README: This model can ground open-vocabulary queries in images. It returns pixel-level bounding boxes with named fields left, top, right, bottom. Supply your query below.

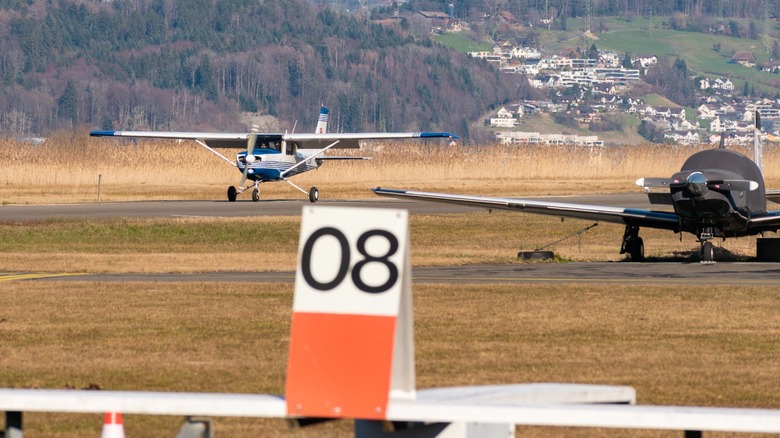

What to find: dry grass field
left=2, top=132, right=780, bottom=436
left=1, top=281, right=779, bottom=437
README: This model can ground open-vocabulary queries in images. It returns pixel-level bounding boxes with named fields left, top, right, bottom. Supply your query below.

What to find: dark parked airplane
left=373, top=114, right=780, bottom=262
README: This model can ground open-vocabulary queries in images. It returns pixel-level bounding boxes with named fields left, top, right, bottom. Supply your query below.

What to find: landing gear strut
left=621, top=225, right=644, bottom=262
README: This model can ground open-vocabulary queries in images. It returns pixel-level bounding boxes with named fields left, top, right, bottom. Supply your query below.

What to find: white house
left=697, top=104, right=717, bottom=119
left=633, top=55, right=658, bottom=68
left=665, top=131, right=700, bottom=145
left=490, top=107, right=518, bottom=128
left=511, top=47, right=541, bottom=59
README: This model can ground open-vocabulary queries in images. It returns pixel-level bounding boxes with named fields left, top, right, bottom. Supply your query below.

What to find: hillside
left=0, top=0, right=535, bottom=139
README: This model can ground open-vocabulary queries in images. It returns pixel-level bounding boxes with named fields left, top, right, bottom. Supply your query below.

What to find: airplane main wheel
left=308, top=187, right=319, bottom=203
left=227, top=186, right=237, bottom=202
left=252, top=188, right=260, bottom=202
left=701, top=241, right=714, bottom=263
left=626, top=238, right=644, bottom=262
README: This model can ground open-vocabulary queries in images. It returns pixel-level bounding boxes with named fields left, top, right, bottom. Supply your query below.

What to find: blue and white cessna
left=91, top=107, right=456, bottom=202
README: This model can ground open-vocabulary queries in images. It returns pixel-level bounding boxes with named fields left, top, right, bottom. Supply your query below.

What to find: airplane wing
left=372, top=188, right=680, bottom=230
left=89, top=130, right=254, bottom=148
left=90, top=131, right=457, bottom=149
left=285, top=132, right=457, bottom=149
left=766, top=189, right=780, bottom=204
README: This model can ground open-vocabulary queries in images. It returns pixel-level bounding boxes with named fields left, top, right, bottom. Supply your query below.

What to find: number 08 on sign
left=286, top=206, right=414, bottom=420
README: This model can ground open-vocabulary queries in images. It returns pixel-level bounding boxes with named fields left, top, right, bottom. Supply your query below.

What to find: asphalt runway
left=0, top=193, right=659, bottom=221
left=5, top=193, right=775, bottom=286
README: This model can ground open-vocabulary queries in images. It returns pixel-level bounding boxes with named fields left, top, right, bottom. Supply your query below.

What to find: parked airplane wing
left=371, top=188, right=680, bottom=230
left=765, top=189, right=780, bottom=204
left=744, top=210, right=780, bottom=228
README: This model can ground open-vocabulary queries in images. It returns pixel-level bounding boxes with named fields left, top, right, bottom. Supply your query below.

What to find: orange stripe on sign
left=285, top=312, right=397, bottom=420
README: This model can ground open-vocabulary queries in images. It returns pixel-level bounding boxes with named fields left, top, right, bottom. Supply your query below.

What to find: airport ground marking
left=0, top=273, right=87, bottom=282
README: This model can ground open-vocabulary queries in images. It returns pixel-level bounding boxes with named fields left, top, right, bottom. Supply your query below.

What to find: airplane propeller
left=240, top=133, right=258, bottom=187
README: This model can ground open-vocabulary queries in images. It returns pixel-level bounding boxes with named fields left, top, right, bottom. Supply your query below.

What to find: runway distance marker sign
left=286, top=206, right=415, bottom=420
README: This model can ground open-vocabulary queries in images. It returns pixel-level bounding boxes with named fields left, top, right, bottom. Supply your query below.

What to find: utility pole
left=585, top=0, right=593, bottom=34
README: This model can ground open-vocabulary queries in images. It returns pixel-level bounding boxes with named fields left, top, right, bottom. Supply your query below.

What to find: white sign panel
left=293, top=206, right=409, bottom=316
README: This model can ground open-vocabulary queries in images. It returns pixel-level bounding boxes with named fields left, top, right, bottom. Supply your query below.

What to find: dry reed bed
left=2, top=131, right=778, bottom=203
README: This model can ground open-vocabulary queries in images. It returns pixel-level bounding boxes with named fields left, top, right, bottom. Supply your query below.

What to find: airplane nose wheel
left=227, top=186, right=237, bottom=202
left=252, top=187, right=260, bottom=202
left=700, top=241, right=714, bottom=263
left=308, top=187, right=319, bottom=203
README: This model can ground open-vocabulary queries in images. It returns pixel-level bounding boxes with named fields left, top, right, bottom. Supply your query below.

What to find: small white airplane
left=90, top=106, right=457, bottom=202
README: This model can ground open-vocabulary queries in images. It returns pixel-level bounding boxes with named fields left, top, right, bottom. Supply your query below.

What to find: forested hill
left=0, top=0, right=533, bottom=139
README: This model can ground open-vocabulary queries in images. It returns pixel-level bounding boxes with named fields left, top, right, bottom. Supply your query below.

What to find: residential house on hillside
left=598, top=51, right=620, bottom=68
left=495, top=131, right=603, bottom=147
left=699, top=77, right=734, bottom=92
left=761, top=60, right=780, bottom=73
left=499, top=11, right=518, bottom=24
left=419, top=11, right=451, bottom=28
left=489, top=107, right=519, bottom=128
left=665, top=131, right=700, bottom=145
left=730, top=52, right=756, bottom=67
left=511, top=46, right=541, bottom=59
left=655, top=107, right=686, bottom=119
left=632, top=54, right=658, bottom=68
left=697, top=104, right=718, bottom=119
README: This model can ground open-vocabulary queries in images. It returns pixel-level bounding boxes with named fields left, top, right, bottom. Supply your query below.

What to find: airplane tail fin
left=315, top=106, right=329, bottom=134
left=754, top=110, right=763, bottom=175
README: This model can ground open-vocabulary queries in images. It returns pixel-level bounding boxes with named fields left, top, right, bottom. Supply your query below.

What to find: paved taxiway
left=0, top=193, right=659, bottom=220
left=5, top=193, right=773, bottom=286
left=7, top=262, right=780, bottom=286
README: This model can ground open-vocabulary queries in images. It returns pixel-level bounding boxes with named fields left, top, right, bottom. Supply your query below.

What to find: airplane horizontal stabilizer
left=315, top=156, right=371, bottom=161
left=636, top=178, right=673, bottom=188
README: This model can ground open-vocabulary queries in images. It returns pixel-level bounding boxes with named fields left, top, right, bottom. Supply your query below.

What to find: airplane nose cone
left=245, top=154, right=256, bottom=164
left=687, top=172, right=708, bottom=197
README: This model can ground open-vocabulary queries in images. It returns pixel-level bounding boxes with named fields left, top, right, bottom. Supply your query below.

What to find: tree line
left=0, top=0, right=536, bottom=138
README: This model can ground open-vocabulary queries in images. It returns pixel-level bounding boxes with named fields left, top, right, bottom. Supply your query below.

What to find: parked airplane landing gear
left=700, top=240, right=714, bottom=263
left=625, top=238, right=644, bottom=262
left=227, top=186, right=237, bottom=202
left=620, top=225, right=644, bottom=262
left=308, top=187, right=319, bottom=203
left=252, top=187, right=260, bottom=202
